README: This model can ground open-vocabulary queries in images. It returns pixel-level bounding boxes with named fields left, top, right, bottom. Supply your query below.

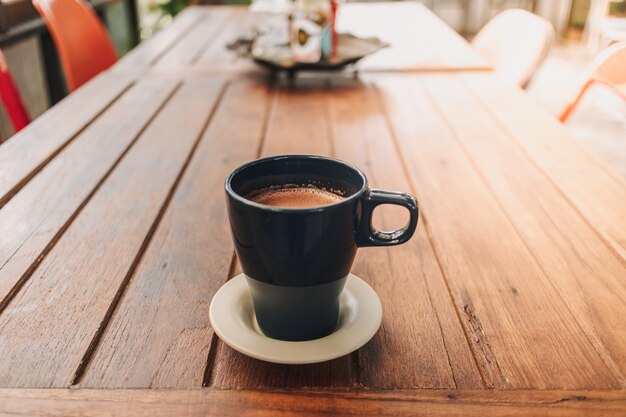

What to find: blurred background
left=1, top=0, right=624, bottom=175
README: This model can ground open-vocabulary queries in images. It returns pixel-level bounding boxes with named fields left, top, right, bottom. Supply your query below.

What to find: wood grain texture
left=112, top=7, right=203, bottom=75
left=115, top=4, right=489, bottom=75
left=325, top=78, right=482, bottom=389
left=375, top=75, right=618, bottom=389
left=0, top=77, right=225, bottom=388
left=0, top=77, right=178, bottom=314
left=460, top=73, right=626, bottom=263
left=0, top=4, right=624, bottom=404
left=421, top=75, right=626, bottom=386
left=153, top=8, right=234, bottom=72
left=1, top=389, right=624, bottom=417
left=0, top=72, right=134, bottom=206
left=193, top=8, right=257, bottom=73
left=210, top=79, right=356, bottom=389
left=80, top=78, right=270, bottom=388
left=261, top=80, right=334, bottom=156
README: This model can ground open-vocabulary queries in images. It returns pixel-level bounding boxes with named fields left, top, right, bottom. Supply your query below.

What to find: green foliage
left=155, top=0, right=190, bottom=17
left=154, top=0, right=251, bottom=16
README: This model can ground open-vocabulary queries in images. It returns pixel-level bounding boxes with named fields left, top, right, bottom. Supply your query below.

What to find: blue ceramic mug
left=225, top=155, right=418, bottom=341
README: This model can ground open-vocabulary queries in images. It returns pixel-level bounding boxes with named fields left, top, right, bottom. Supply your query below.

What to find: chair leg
left=559, top=79, right=594, bottom=123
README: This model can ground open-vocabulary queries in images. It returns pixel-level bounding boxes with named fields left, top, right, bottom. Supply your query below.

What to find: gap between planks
left=76, top=76, right=274, bottom=389
left=371, top=83, right=493, bottom=389
left=372, top=75, right=623, bottom=389
left=322, top=79, right=478, bottom=389
left=189, top=9, right=241, bottom=66
left=0, top=79, right=177, bottom=317
left=0, top=75, right=135, bottom=209
left=143, top=7, right=245, bottom=69
left=205, top=81, right=366, bottom=389
left=459, top=74, right=626, bottom=267
left=197, top=84, right=365, bottom=388
left=418, top=78, right=614, bottom=385
left=113, top=9, right=206, bottom=74
left=201, top=82, right=277, bottom=389
left=201, top=253, right=238, bottom=388
left=452, top=75, right=626, bottom=386
left=70, top=81, right=232, bottom=386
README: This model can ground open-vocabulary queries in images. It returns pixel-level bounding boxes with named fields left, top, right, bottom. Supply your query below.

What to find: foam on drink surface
left=247, top=185, right=344, bottom=208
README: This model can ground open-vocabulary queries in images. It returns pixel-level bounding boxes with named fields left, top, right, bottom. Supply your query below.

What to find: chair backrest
left=33, top=0, right=118, bottom=91
left=591, top=40, right=626, bottom=86
left=472, top=9, right=554, bottom=88
left=0, top=51, right=30, bottom=138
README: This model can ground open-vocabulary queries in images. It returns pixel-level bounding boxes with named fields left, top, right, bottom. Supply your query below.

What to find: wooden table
left=111, top=3, right=490, bottom=75
left=1, top=5, right=625, bottom=416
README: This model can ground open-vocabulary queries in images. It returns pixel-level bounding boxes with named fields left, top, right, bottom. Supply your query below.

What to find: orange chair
left=0, top=51, right=30, bottom=143
left=559, top=41, right=626, bottom=122
left=472, top=9, right=554, bottom=88
left=33, top=0, right=118, bottom=91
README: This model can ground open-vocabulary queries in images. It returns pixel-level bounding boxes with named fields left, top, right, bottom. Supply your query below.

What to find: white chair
left=472, top=9, right=554, bottom=88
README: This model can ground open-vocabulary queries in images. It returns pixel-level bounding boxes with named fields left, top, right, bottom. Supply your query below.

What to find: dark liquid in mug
left=247, top=186, right=344, bottom=208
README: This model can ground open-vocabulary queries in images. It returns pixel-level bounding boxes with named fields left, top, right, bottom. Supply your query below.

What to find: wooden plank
left=0, top=72, right=134, bottom=206
left=153, top=8, right=234, bottom=72
left=421, top=75, right=626, bottom=386
left=325, top=78, right=482, bottom=388
left=460, top=73, right=626, bottom=262
left=374, top=75, right=618, bottom=389
left=122, top=3, right=489, bottom=75
left=0, top=77, right=177, bottom=313
left=0, top=77, right=225, bottom=388
left=80, top=78, right=270, bottom=388
left=193, top=8, right=257, bottom=72
left=211, top=79, right=355, bottom=389
left=261, top=81, right=334, bottom=156
left=336, top=3, right=489, bottom=72
left=1, top=388, right=625, bottom=417
left=112, top=7, right=204, bottom=74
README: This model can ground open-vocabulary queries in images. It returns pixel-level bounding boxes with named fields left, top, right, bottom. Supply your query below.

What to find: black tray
left=227, top=33, right=389, bottom=72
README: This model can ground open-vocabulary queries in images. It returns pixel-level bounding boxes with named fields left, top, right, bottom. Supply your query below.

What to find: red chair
left=33, top=0, right=118, bottom=91
left=0, top=51, right=30, bottom=143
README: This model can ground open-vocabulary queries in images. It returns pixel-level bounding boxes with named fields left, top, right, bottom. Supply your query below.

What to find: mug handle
left=356, top=189, right=419, bottom=247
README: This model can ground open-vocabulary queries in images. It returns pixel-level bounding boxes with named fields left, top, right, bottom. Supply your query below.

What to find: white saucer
left=209, top=273, right=382, bottom=364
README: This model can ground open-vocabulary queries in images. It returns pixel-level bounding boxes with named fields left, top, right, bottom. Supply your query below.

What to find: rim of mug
left=225, top=155, right=368, bottom=213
